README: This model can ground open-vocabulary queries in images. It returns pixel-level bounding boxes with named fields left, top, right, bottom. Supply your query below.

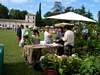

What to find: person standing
left=23, top=25, right=31, bottom=39
left=23, top=25, right=31, bottom=45
left=32, top=27, right=40, bottom=44
left=17, top=25, right=23, bottom=45
left=54, top=27, right=64, bottom=56
left=19, top=25, right=24, bottom=46
left=82, top=26, right=88, bottom=40
left=44, top=25, right=52, bottom=44
left=62, top=25, right=74, bottom=56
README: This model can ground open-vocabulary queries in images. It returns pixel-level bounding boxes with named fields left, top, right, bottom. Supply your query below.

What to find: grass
left=0, top=29, right=55, bottom=75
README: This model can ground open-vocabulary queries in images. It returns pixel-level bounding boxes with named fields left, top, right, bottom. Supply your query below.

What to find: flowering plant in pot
left=57, top=54, right=82, bottom=75
left=40, top=53, right=61, bottom=75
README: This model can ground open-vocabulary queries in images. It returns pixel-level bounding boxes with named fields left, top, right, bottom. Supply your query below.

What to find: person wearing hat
left=62, top=25, right=74, bottom=56
left=32, top=27, right=40, bottom=44
left=44, top=25, right=52, bottom=44
left=32, top=27, right=39, bottom=38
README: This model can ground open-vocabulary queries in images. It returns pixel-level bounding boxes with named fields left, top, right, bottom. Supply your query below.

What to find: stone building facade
left=0, top=13, right=36, bottom=29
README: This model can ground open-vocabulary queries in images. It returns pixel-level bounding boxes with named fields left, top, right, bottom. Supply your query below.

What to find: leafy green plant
left=79, top=56, right=100, bottom=75
left=40, top=54, right=60, bottom=70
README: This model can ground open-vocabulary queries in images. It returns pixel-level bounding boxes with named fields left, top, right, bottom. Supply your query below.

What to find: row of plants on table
left=34, top=53, right=100, bottom=75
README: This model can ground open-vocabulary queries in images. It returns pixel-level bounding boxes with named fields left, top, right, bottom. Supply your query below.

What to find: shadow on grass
left=2, top=62, right=45, bottom=75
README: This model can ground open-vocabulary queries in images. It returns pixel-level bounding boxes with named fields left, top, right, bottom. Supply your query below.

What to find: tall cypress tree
left=39, top=3, right=42, bottom=20
left=36, top=3, right=42, bottom=27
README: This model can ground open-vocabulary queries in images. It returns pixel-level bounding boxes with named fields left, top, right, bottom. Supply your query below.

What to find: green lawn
left=0, top=30, right=54, bottom=75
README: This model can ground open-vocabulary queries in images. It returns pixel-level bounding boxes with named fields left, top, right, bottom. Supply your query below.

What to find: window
left=28, top=16, right=29, bottom=19
left=13, top=25, right=14, bottom=27
left=28, top=20, right=29, bottom=22
left=33, top=20, right=34, bottom=23
left=5, top=25, right=6, bottom=27
left=33, top=16, right=34, bottom=19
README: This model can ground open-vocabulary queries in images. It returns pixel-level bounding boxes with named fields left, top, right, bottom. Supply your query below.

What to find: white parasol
left=46, top=12, right=96, bottom=23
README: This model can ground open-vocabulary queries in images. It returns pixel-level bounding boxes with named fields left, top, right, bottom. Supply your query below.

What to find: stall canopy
left=46, top=12, right=96, bottom=23
left=55, top=22, right=74, bottom=27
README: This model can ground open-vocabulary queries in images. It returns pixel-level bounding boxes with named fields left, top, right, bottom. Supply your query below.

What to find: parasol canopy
left=46, top=12, right=96, bottom=23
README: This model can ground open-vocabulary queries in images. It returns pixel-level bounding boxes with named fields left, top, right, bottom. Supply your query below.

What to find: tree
left=86, top=10, right=93, bottom=19
left=98, top=11, right=100, bottom=22
left=51, top=1, right=65, bottom=14
left=9, top=9, right=28, bottom=19
left=20, top=10, right=28, bottom=19
left=9, top=9, right=15, bottom=19
left=44, top=11, right=56, bottom=17
left=39, top=3, right=42, bottom=20
left=0, top=3, right=9, bottom=18
left=80, top=5, right=86, bottom=16
left=36, top=3, right=42, bottom=27
left=65, top=6, right=73, bottom=12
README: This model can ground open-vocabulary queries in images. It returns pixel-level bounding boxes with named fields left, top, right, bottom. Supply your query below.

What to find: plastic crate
left=0, top=44, right=4, bottom=75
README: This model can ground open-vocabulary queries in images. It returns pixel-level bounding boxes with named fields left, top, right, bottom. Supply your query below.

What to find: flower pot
left=47, top=69, right=57, bottom=75
left=43, top=69, right=48, bottom=75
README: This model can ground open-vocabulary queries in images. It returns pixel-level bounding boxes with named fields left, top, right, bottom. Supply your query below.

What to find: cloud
left=70, top=0, right=77, bottom=2
left=64, top=0, right=77, bottom=5
left=42, top=0, right=63, bottom=2
left=90, top=4, right=94, bottom=7
left=80, top=2, right=87, bottom=6
left=29, top=5, right=33, bottom=7
left=94, top=0, right=100, bottom=2
left=10, top=0, right=28, bottom=4
left=42, top=3, right=47, bottom=7
left=0, top=0, right=9, bottom=3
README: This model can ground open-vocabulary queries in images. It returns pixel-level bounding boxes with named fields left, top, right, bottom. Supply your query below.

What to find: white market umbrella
left=46, top=12, right=96, bottom=22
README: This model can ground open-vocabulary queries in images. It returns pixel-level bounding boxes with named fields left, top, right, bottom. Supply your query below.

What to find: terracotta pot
left=47, top=69, right=57, bottom=75
left=43, top=69, right=48, bottom=75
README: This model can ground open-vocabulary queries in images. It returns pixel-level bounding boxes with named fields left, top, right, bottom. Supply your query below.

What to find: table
left=22, top=44, right=63, bottom=64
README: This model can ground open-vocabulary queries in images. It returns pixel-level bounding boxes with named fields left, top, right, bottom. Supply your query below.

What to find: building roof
left=0, top=19, right=26, bottom=23
left=26, top=13, right=36, bottom=16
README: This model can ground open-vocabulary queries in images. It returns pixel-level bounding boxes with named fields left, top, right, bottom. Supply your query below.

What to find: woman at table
left=44, top=25, right=52, bottom=44
left=54, top=27, right=64, bottom=56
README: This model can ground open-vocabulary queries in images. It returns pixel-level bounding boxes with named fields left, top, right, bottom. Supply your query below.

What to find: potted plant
left=40, top=53, right=60, bottom=75
left=57, top=54, right=82, bottom=75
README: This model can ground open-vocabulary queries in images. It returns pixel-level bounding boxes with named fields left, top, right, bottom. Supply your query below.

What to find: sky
left=0, top=0, right=100, bottom=20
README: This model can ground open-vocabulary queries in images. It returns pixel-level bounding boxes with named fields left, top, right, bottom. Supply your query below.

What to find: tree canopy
left=0, top=3, right=28, bottom=19
left=0, top=3, right=9, bottom=18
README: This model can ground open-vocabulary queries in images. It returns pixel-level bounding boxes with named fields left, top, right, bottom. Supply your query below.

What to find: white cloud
left=80, top=2, right=87, bottom=6
left=90, top=4, right=94, bottom=7
left=64, top=2, right=70, bottom=5
left=10, top=0, right=28, bottom=3
left=42, top=0, right=63, bottom=2
left=29, top=5, right=33, bottom=7
left=94, top=0, right=99, bottom=2
left=70, top=0, right=77, bottom=2
left=42, top=3, right=47, bottom=7
left=29, top=0, right=34, bottom=2
left=0, top=0, right=9, bottom=3
left=64, top=0, right=77, bottom=5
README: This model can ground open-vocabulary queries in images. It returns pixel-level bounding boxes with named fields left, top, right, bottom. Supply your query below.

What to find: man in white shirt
left=62, top=25, right=74, bottom=56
